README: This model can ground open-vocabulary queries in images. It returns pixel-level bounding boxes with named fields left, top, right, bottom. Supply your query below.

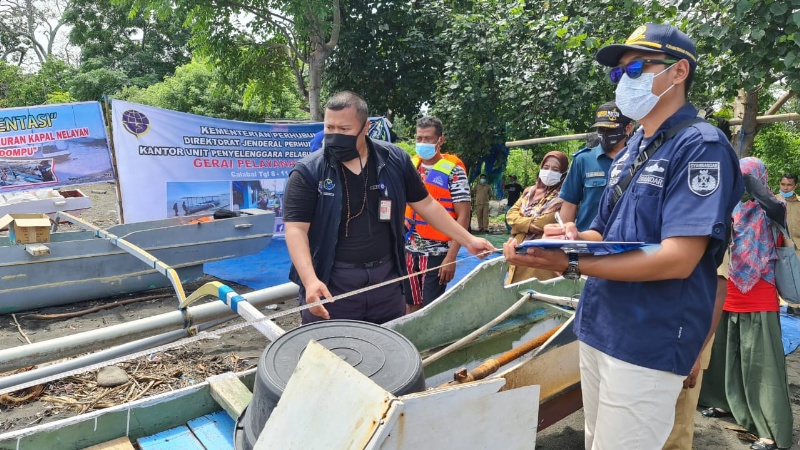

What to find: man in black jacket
left=284, top=91, right=494, bottom=324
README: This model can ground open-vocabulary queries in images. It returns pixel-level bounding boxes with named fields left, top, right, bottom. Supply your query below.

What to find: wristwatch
left=563, top=253, right=581, bottom=280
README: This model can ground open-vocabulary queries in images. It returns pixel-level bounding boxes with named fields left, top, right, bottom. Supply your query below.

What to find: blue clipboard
left=515, top=239, right=648, bottom=256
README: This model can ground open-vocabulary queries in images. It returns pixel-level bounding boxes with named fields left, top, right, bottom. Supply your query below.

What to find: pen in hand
left=554, top=212, right=574, bottom=240
left=555, top=212, right=565, bottom=229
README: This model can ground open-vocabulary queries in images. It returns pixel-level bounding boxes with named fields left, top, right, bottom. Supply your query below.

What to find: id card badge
left=379, top=199, right=392, bottom=221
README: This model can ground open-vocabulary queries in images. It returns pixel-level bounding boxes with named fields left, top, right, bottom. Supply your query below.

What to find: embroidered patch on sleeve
left=687, top=162, right=720, bottom=196
left=637, top=159, right=669, bottom=188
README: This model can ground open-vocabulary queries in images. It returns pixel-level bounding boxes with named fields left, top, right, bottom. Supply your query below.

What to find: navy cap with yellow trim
left=596, top=23, right=697, bottom=71
left=592, top=102, right=631, bottom=128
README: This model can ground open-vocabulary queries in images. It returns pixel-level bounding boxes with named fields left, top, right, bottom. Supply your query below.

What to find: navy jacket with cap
left=577, top=104, right=744, bottom=376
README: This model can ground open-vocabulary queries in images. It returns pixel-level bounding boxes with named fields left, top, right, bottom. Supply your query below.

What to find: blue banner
left=0, top=102, right=114, bottom=192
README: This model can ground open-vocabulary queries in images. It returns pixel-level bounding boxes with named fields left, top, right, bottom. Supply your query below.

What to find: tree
left=680, top=0, right=800, bottom=155
left=64, top=0, right=192, bottom=88
left=427, top=0, right=666, bottom=171
left=117, top=58, right=308, bottom=122
left=751, top=123, right=800, bottom=189
left=128, top=0, right=341, bottom=120
left=0, top=58, right=73, bottom=107
left=0, top=0, right=73, bottom=66
left=324, top=0, right=445, bottom=121
left=68, top=68, right=129, bottom=101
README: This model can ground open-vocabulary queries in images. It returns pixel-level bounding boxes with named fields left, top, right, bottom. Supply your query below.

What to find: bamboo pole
left=727, top=113, right=800, bottom=126
left=506, top=133, right=591, bottom=148
left=506, top=113, right=800, bottom=148
left=440, top=324, right=563, bottom=387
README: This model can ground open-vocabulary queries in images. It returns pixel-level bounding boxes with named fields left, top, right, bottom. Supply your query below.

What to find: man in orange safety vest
left=404, top=116, right=471, bottom=313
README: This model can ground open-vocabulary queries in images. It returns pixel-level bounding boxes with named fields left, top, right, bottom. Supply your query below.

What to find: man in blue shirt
left=504, top=23, right=743, bottom=449
left=559, top=102, right=633, bottom=231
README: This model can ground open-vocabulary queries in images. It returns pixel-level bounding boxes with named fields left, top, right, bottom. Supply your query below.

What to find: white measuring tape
left=0, top=250, right=501, bottom=396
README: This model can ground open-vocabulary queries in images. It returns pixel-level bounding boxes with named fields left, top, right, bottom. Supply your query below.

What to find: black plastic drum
left=234, top=320, right=425, bottom=450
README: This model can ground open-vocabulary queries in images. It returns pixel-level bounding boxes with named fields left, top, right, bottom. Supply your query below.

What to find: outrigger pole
left=53, top=212, right=193, bottom=330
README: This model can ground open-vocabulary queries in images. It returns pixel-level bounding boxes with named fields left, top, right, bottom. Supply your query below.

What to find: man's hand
left=503, top=237, right=569, bottom=271
left=304, top=278, right=332, bottom=320
left=683, top=357, right=702, bottom=389
left=543, top=222, right=578, bottom=240
left=439, top=254, right=457, bottom=284
left=464, top=237, right=496, bottom=259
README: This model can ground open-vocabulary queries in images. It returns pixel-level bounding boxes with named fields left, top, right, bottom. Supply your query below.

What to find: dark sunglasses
left=609, top=58, right=678, bottom=84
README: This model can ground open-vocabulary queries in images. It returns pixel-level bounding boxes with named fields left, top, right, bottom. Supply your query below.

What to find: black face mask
left=325, top=121, right=367, bottom=162
left=598, top=128, right=627, bottom=153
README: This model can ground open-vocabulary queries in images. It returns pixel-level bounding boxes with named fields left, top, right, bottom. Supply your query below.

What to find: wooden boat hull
left=0, top=212, right=275, bottom=313
left=385, top=257, right=583, bottom=431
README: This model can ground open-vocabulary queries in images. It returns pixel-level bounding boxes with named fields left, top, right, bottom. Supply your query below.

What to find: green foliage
left=68, top=68, right=129, bottom=102
left=45, top=91, right=76, bottom=104
left=126, top=0, right=341, bottom=119
left=0, top=59, right=74, bottom=108
left=395, top=140, right=416, bottom=158
left=116, top=58, right=308, bottom=122
left=751, top=123, right=800, bottom=190
left=65, top=0, right=191, bottom=89
left=427, top=0, right=676, bottom=170
left=682, top=0, right=800, bottom=99
left=324, top=0, right=444, bottom=120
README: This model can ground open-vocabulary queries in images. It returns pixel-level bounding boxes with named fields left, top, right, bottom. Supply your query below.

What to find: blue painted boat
left=0, top=210, right=274, bottom=313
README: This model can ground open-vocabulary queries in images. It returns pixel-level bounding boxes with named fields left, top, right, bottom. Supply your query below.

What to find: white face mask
left=614, top=65, right=675, bottom=121
left=538, top=169, right=562, bottom=186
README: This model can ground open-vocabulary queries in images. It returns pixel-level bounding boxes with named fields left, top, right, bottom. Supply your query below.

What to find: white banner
left=111, top=100, right=324, bottom=232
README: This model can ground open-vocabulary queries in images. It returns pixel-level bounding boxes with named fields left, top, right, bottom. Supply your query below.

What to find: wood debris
left=3, top=348, right=253, bottom=417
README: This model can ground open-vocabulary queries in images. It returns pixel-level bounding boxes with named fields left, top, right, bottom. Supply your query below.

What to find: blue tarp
left=206, top=240, right=800, bottom=356
left=780, top=306, right=800, bottom=355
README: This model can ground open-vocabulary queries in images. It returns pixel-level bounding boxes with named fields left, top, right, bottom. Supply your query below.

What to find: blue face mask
left=480, top=178, right=487, bottom=184
left=780, top=190, right=795, bottom=198
left=415, top=142, right=437, bottom=160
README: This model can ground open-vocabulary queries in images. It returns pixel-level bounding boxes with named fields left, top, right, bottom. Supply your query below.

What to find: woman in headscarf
left=505, top=150, right=569, bottom=284
left=699, top=157, right=792, bottom=450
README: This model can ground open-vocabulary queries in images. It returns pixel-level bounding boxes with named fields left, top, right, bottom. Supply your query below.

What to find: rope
left=0, top=249, right=501, bottom=396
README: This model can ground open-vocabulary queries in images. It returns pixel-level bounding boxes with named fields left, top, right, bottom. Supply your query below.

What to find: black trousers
left=300, top=259, right=405, bottom=325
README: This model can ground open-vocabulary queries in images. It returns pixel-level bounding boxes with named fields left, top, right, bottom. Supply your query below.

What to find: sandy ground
left=1, top=182, right=799, bottom=449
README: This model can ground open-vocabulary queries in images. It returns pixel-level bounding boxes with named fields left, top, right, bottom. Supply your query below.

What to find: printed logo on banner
left=121, top=110, right=150, bottom=137
left=688, top=162, right=720, bottom=196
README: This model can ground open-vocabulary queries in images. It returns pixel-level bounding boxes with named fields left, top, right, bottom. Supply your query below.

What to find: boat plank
left=82, top=437, right=135, bottom=450
left=186, top=411, right=235, bottom=449
left=137, top=425, right=204, bottom=450
left=208, top=372, right=252, bottom=420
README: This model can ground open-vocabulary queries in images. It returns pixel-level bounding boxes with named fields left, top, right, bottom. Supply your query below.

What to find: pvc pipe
left=0, top=317, right=231, bottom=393
left=422, top=293, right=532, bottom=367
left=528, top=291, right=579, bottom=309
left=0, top=282, right=299, bottom=372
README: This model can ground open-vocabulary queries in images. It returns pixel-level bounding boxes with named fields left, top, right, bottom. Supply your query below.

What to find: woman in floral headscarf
left=505, top=150, right=569, bottom=284
left=699, top=157, right=792, bottom=450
